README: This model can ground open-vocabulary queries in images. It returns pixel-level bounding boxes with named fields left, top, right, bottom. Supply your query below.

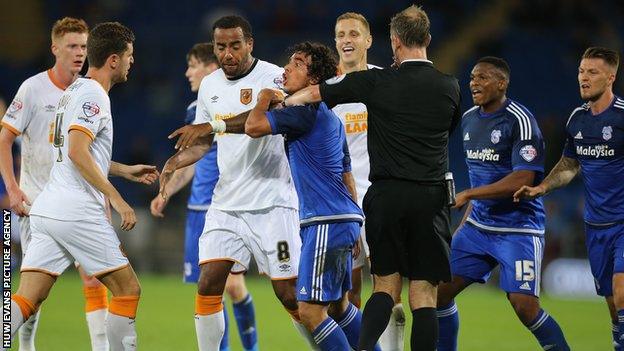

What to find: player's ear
left=108, top=53, right=120, bottom=69
left=247, top=37, right=254, bottom=53
left=365, top=33, right=372, bottom=49
left=423, top=33, right=431, bottom=48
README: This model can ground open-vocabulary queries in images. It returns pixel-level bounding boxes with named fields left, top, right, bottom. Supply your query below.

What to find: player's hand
left=259, top=89, right=284, bottom=105
left=124, top=164, right=159, bottom=185
left=150, top=194, right=168, bottom=218
left=513, top=184, right=546, bottom=202
left=169, top=124, right=213, bottom=150
left=8, top=187, right=31, bottom=217
left=109, top=195, right=136, bottom=231
left=352, top=236, right=363, bottom=259
left=452, top=190, right=470, bottom=209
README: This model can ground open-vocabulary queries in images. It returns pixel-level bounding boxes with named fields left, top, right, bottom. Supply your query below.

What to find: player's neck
left=50, top=64, right=78, bottom=89
left=397, top=46, right=427, bottom=64
left=481, top=96, right=507, bottom=114
left=589, top=89, right=615, bottom=115
left=339, top=57, right=367, bottom=74
left=86, top=68, right=113, bottom=93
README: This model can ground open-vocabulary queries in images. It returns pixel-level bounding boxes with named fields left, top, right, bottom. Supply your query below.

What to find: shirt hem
left=466, top=218, right=544, bottom=236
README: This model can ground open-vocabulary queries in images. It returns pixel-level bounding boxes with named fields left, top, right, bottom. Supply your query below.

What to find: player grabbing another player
left=332, top=12, right=405, bottom=351
left=9, top=22, right=157, bottom=351
left=515, top=47, right=623, bottom=350
left=160, top=16, right=307, bottom=350
left=150, top=43, right=258, bottom=351
left=0, top=17, right=111, bottom=351
left=436, top=57, right=569, bottom=351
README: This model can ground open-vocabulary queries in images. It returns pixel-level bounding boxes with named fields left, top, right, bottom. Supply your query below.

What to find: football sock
left=107, top=295, right=139, bottom=351
left=436, top=301, right=459, bottom=351
left=379, top=303, right=406, bottom=351
left=358, top=292, right=394, bottom=350
left=195, top=294, right=225, bottom=351
left=17, top=309, right=40, bottom=351
left=312, top=317, right=350, bottom=351
left=527, top=309, right=570, bottom=351
left=613, top=322, right=621, bottom=350
left=84, top=285, right=109, bottom=351
left=220, top=303, right=230, bottom=351
left=411, top=307, right=437, bottom=351
left=11, top=295, right=35, bottom=341
left=618, top=310, right=624, bottom=350
left=233, top=294, right=258, bottom=351
left=337, top=303, right=381, bottom=351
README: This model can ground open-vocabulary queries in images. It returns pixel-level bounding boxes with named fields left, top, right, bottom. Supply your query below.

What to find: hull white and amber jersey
left=331, top=64, right=380, bottom=207
left=1, top=70, right=67, bottom=203
left=30, top=78, right=113, bottom=221
left=195, top=59, right=297, bottom=211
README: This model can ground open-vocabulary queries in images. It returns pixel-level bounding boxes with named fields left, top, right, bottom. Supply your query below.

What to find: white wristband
left=208, top=119, right=226, bottom=134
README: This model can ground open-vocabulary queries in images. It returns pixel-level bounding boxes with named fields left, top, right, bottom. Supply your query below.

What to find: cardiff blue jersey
left=185, top=101, right=219, bottom=210
left=462, top=99, right=545, bottom=235
left=563, top=96, right=624, bottom=225
left=266, top=102, right=363, bottom=227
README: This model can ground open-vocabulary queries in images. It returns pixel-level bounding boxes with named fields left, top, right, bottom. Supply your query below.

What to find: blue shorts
left=585, top=222, right=624, bottom=296
left=184, top=209, right=207, bottom=283
left=451, top=223, right=544, bottom=296
left=297, top=222, right=360, bottom=303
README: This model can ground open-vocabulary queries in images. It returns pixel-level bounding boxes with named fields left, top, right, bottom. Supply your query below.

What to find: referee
left=284, top=5, right=461, bottom=350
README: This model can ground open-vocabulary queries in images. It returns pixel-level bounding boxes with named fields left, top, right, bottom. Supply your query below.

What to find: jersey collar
left=225, top=58, right=259, bottom=81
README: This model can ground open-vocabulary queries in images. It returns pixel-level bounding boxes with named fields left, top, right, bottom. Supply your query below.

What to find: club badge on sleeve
left=520, top=145, right=537, bottom=162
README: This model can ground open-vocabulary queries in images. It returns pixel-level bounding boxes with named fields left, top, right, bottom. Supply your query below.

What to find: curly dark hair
left=87, top=22, right=135, bottom=68
left=288, top=42, right=338, bottom=84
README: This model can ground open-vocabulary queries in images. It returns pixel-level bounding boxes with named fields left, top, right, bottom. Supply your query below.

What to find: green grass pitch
left=10, top=272, right=610, bottom=350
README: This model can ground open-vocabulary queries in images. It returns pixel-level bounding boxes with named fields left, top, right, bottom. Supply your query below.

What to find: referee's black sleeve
left=319, top=70, right=376, bottom=108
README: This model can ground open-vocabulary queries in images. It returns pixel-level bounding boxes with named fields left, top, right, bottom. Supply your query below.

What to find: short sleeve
left=193, top=80, right=212, bottom=125
left=1, top=81, right=34, bottom=136
left=511, top=116, right=545, bottom=172
left=266, top=105, right=317, bottom=139
left=342, top=138, right=352, bottom=173
left=319, top=70, right=377, bottom=108
left=562, top=112, right=578, bottom=159
left=67, top=93, right=108, bottom=141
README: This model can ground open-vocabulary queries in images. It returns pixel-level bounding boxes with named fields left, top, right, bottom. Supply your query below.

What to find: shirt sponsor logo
left=520, top=145, right=537, bottom=162
left=240, top=88, right=253, bottom=105
left=576, top=144, right=615, bottom=158
left=491, top=129, right=501, bottom=144
left=602, top=126, right=613, bottom=141
left=344, top=112, right=367, bottom=134
left=466, top=148, right=500, bottom=161
left=82, top=102, right=100, bottom=117
left=325, top=74, right=346, bottom=85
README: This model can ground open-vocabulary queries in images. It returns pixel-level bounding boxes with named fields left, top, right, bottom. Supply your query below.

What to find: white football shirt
left=195, top=59, right=297, bottom=211
left=331, top=64, right=380, bottom=207
left=30, top=78, right=113, bottom=221
left=1, top=70, right=66, bottom=203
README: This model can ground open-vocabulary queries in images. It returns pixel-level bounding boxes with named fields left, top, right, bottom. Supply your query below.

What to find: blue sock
left=618, top=310, right=624, bottom=350
left=437, top=301, right=459, bottom=351
left=233, top=294, right=258, bottom=351
left=312, top=317, right=350, bottom=351
left=613, top=322, right=622, bottom=350
left=336, top=303, right=381, bottom=351
left=219, top=303, right=230, bottom=351
left=527, top=309, right=570, bottom=351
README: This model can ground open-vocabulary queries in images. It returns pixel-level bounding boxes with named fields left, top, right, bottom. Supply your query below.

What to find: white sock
left=86, top=309, right=109, bottom=351
left=379, top=303, right=406, bottom=351
left=18, top=308, right=40, bottom=351
left=106, top=313, right=137, bottom=351
left=291, top=319, right=320, bottom=350
left=10, top=300, right=25, bottom=342
left=195, top=311, right=225, bottom=351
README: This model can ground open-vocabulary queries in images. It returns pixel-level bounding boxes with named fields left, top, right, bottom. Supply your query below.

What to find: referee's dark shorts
left=363, top=179, right=452, bottom=282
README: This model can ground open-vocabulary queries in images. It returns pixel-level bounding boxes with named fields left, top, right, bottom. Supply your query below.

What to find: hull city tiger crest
left=240, top=88, right=253, bottom=105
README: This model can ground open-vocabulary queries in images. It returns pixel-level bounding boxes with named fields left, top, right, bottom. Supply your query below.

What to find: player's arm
left=150, top=165, right=195, bottom=218
left=68, top=130, right=136, bottom=230
left=245, top=89, right=284, bottom=138
left=513, top=156, right=580, bottom=201
left=109, top=161, right=158, bottom=185
left=159, top=140, right=212, bottom=198
left=454, top=170, right=536, bottom=208
left=285, top=71, right=375, bottom=108
left=0, top=127, right=30, bottom=216
left=341, top=139, right=357, bottom=202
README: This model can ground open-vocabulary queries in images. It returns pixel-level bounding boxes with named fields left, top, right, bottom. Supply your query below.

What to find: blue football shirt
left=462, top=99, right=546, bottom=235
left=266, top=102, right=363, bottom=226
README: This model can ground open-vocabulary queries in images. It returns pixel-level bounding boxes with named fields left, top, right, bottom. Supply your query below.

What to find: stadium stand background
left=1, top=0, right=623, bottom=285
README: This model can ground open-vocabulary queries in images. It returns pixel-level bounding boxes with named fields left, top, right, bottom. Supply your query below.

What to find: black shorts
left=363, top=179, right=451, bottom=282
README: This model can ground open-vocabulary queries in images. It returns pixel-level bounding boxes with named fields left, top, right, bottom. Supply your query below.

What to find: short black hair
left=212, top=15, right=253, bottom=40
left=583, top=47, right=619, bottom=69
left=187, top=43, right=217, bottom=65
left=477, top=56, right=511, bottom=80
left=288, top=42, right=338, bottom=84
left=87, top=22, right=135, bottom=68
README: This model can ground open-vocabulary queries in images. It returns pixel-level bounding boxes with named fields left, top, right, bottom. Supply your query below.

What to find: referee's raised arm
left=290, top=5, right=461, bottom=351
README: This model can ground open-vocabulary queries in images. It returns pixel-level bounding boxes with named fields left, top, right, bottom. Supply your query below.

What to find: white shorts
left=199, top=206, right=301, bottom=280
left=18, top=216, right=31, bottom=252
left=21, top=215, right=129, bottom=276
left=352, top=222, right=370, bottom=269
